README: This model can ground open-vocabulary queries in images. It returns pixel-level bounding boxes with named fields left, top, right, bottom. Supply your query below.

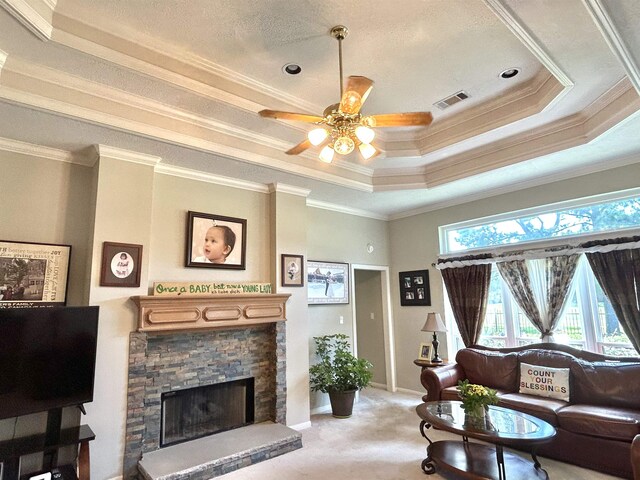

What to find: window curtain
left=586, top=248, right=640, bottom=353
left=497, top=254, right=580, bottom=342
left=441, top=263, right=492, bottom=346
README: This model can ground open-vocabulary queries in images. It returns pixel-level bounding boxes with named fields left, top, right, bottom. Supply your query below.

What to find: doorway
left=351, top=264, right=396, bottom=392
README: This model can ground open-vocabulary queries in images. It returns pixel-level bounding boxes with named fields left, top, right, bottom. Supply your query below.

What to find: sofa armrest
left=633, top=434, right=640, bottom=480
left=420, top=363, right=464, bottom=402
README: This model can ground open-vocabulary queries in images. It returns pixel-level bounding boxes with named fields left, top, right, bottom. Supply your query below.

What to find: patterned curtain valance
left=437, top=235, right=640, bottom=270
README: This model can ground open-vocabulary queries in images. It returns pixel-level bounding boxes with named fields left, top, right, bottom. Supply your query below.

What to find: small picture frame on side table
left=100, top=242, right=143, bottom=287
left=418, top=342, right=433, bottom=362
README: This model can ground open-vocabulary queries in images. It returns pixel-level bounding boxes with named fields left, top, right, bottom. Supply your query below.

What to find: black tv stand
left=0, top=409, right=94, bottom=480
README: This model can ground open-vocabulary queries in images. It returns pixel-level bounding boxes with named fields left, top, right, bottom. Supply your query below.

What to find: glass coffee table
left=416, top=401, right=556, bottom=479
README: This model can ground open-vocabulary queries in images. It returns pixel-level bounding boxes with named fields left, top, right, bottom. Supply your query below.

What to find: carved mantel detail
left=131, top=293, right=291, bottom=333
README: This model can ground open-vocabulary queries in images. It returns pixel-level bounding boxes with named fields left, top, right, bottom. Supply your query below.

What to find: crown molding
left=384, top=69, right=565, bottom=157
left=420, top=82, right=640, bottom=189
left=0, top=49, right=7, bottom=76
left=51, top=13, right=321, bottom=115
left=155, top=164, right=270, bottom=193
left=484, top=0, right=574, bottom=89
left=583, top=0, right=640, bottom=95
left=306, top=199, right=388, bottom=221
left=268, top=183, right=311, bottom=197
left=94, top=144, right=161, bottom=166
left=0, top=135, right=91, bottom=164
left=389, top=150, right=640, bottom=220
left=0, top=0, right=54, bottom=41
left=0, top=58, right=374, bottom=192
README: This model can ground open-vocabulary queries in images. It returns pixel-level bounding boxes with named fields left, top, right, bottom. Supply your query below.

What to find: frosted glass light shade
left=358, top=143, right=377, bottom=160
left=334, top=136, right=355, bottom=155
left=355, top=125, right=375, bottom=144
left=308, top=128, right=329, bottom=146
left=319, top=145, right=335, bottom=163
left=340, top=91, right=362, bottom=114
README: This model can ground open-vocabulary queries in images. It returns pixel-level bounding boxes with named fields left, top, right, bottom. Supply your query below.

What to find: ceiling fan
left=259, top=25, right=433, bottom=163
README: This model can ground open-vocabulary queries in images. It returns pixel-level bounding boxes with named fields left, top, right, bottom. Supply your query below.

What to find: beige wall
left=389, top=162, right=640, bottom=393
left=3, top=147, right=639, bottom=478
left=0, top=152, right=94, bottom=470
left=306, top=207, right=390, bottom=409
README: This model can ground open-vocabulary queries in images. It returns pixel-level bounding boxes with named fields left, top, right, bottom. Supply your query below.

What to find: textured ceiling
left=0, top=0, right=639, bottom=217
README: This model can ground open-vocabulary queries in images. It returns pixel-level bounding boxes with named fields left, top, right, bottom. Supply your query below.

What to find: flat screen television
left=0, top=306, right=99, bottom=419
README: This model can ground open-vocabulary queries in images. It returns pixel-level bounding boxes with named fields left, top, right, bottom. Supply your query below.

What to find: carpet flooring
left=221, top=387, right=621, bottom=479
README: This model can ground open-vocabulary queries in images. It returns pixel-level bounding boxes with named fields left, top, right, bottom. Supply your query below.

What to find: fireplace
left=123, top=293, right=291, bottom=480
left=161, top=377, right=255, bottom=447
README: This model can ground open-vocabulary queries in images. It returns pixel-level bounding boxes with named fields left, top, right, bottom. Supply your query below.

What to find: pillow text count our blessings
left=519, top=362, right=570, bottom=402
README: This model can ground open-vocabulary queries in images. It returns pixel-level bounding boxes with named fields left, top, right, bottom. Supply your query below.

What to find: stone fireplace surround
left=123, top=294, right=293, bottom=480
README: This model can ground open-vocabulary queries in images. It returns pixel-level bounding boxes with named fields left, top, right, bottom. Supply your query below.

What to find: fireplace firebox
left=160, top=377, right=255, bottom=447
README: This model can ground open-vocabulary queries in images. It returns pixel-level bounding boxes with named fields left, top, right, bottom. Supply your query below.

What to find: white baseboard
left=395, top=387, right=425, bottom=397
left=370, top=382, right=387, bottom=389
left=310, top=403, right=332, bottom=415
left=288, top=420, right=312, bottom=431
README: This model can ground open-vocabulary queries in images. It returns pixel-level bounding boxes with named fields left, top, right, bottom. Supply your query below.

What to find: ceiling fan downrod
left=331, top=25, right=349, bottom=98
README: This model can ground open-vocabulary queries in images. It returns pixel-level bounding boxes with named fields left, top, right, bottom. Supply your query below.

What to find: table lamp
left=421, top=313, right=447, bottom=363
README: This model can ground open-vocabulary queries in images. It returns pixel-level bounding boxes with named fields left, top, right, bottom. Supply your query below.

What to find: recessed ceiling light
left=283, top=63, right=302, bottom=75
left=500, top=68, right=520, bottom=79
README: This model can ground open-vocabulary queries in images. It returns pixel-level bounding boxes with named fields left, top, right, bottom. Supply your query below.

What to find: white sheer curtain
left=497, top=255, right=580, bottom=342
left=527, top=256, right=580, bottom=342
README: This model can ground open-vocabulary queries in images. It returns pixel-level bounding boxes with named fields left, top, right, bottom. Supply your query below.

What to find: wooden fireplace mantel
left=131, top=293, right=291, bottom=333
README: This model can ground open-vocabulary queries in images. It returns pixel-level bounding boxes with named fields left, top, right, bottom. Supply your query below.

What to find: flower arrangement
left=457, top=379, right=498, bottom=417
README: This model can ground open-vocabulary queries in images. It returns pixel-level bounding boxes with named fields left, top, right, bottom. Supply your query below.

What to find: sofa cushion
left=455, top=348, right=519, bottom=391
left=518, top=349, right=576, bottom=369
left=570, top=360, right=640, bottom=409
left=557, top=405, right=640, bottom=442
left=519, top=362, right=570, bottom=402
left=498, top=392, right=567, bottom=426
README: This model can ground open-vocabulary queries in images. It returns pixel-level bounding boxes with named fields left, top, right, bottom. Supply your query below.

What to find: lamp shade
left=422, top=313, right=446, bottom=333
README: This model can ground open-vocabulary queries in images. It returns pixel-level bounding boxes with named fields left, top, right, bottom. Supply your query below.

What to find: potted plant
left=456, top=379, right=498, bottom=419
left=309, top=334, right=373, bottom=418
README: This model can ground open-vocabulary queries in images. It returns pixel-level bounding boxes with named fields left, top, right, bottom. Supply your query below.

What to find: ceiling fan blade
left=368, top=112, right=433, bottom=127
left=259, top=110, right=324, bottom=123
left=339, top=76, right=374, bottom=114
left=286, top=139, right=313, bottom=155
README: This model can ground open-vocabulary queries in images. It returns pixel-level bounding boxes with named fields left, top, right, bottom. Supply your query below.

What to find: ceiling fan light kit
left=259, top=25, right=433, bottom=164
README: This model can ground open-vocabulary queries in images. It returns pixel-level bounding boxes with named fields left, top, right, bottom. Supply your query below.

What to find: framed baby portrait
left=186, top=211, right=247, bottom=270
left=281, top=254, right=304, bottom=287
left=100, top=241, right=143, bottom=287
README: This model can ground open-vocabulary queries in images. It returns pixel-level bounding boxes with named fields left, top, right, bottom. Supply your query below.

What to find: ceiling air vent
left=434, top=90, right=469, bottom=110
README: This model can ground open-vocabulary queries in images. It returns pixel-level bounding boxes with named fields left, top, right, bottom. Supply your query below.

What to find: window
left=441, top=190, right=640, bottom=254
left=441, top=190, right=640, bottom=357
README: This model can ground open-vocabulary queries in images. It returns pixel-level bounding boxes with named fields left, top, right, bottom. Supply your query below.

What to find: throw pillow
left=519, top=362, right=570, bottom=402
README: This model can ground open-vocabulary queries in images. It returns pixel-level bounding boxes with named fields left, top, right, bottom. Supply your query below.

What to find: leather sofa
left=420, top=343, right=640, bottom=479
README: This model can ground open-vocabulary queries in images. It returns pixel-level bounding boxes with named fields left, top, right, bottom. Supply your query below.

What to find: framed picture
left=0, top=240, right=71, bottom=308
left=307, top=260, right=349, bottom=305
left=399, top=269, right=431, bottom=306
left=418, top=342, right=433, bottom=361
left=186, top=211, right=247, bottom=270
left=281, top=254, right=304, bottom=287
left=100, top=242, right=143, bottom=287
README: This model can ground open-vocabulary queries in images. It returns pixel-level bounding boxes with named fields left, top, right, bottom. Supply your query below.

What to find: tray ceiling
left=0, top=0, right=639, bottom=217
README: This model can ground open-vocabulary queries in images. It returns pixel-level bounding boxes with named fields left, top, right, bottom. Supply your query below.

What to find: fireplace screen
left=161, top=377, right=255, bottom=447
